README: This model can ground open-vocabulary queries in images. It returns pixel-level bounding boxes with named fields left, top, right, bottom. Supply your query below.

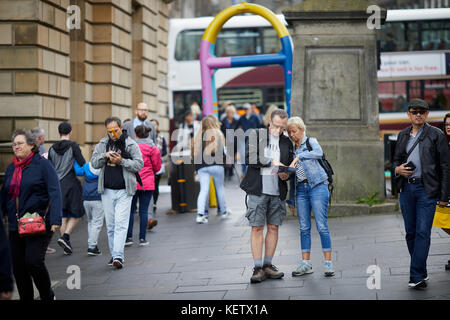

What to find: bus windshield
left=175, top=27, right=282, bottom=61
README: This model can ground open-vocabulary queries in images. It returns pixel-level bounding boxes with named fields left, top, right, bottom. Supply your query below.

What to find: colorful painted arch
left=199, top=2, right=293, bottom=117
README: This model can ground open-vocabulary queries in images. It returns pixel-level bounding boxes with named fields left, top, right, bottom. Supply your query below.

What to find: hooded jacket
left=48, top=140, right=86, bottom=181
left=135, top=139, right=161, bottom=191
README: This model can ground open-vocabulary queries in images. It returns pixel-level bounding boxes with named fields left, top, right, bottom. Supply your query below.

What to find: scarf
left=106, top=131, right=143, bottom=186
left=106, top=131, right=131, bottom=160
left=9, top=152, right=35, bottom=200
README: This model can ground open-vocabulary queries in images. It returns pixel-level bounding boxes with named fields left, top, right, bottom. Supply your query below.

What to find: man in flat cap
left=393, top=98, right=450, bottom=289
left=48, top=122, right=86, bottom=255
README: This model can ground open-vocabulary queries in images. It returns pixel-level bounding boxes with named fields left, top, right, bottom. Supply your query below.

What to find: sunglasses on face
left=409, top=110, right=427, bottom=115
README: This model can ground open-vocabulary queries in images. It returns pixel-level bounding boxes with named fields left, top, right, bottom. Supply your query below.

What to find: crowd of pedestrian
left=0, top=99, right=449, bottom=300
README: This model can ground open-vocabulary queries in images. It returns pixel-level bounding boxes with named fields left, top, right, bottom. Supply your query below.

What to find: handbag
left=432, top=204, right=450, bottom=229
left=16, top=197, right=49, bottom=237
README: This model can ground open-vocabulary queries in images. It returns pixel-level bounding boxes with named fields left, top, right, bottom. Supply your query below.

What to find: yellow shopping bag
left=432, top=205, right=450, bottom=229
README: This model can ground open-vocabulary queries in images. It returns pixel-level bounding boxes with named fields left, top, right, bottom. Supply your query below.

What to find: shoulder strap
left=15, top=196, right=50, bottom=221
left=15, top=197, right=19, bottom=221
left=305, top=137, right=312, bottom=152
left=405, top=136, right=420, bottom=160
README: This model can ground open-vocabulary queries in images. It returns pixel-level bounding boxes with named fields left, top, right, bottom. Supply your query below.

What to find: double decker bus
left=378, top=8, right=450, bottom=137
left=168, top=9, right=450, bottom=138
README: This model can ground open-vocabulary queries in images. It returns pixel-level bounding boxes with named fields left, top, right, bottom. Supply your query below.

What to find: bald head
left=136, top=102, right=149, bottom=121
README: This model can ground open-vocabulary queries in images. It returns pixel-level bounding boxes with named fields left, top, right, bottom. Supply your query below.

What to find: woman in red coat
left=126, top=125, right=161, bottom=246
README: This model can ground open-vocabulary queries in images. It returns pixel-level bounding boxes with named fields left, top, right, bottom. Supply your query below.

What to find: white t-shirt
left=261, top=134, right=280, bottom=196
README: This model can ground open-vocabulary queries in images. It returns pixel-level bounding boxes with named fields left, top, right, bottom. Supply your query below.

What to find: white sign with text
left=378, top=52, right=446, bottom=79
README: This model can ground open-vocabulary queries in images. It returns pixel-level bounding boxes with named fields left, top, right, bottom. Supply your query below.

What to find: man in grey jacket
left=91, top=117, right=143, bottom=269
left=122, top=102, right=157, bottom=144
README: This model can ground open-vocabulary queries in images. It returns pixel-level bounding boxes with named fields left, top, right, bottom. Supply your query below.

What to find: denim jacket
left=287, top=135, right=328, bottom=206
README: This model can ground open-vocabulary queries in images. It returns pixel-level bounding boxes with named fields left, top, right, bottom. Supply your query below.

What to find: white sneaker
left=196, top=214, right=208, bottom=224
left=292, top=261, right=313, bottom=277
left=220, top=209, right=232, bottom=219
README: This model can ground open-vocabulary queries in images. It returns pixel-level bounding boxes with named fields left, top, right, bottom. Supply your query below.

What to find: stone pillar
left=0, top=0, right=71, bottom=169
left=86, top=0, right=133, bottom=145
left=131, top=0, right=170, bottom=142
left=284, top=0, right=389, bottom=215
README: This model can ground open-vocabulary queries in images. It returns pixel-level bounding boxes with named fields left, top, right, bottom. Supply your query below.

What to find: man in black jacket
left=0, top=212, right=13, bottom=300
left=240, top=109, right=293, bottom=283
left=393, top=98, right=449, bottom=289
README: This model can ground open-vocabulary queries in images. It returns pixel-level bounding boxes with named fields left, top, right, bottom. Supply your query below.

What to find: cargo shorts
left=245, top=194, right=286, bottom=227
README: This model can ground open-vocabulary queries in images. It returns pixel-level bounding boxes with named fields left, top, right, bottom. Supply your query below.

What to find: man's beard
left=137, top=114, right=147, bottom=121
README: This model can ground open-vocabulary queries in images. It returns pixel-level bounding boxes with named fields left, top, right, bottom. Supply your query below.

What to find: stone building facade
left=0, top=0, right=172, bottom=171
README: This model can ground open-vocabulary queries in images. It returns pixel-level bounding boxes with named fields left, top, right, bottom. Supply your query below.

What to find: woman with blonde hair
left=286, top=116, right=334, bottom=277
left=192, top=117, right=230, bottom=224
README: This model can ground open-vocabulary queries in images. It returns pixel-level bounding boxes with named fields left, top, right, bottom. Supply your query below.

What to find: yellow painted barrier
left=209, top=176, right=217, bottom=208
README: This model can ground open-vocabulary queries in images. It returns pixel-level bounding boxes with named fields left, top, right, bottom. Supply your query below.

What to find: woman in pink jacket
left=126, top=125, right=161, bottom=246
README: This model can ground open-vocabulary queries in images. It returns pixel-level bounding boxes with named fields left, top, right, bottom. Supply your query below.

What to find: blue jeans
left=399, top=183, right=437, bottom=283
left=128, top=190, right=153, bottom=241
left=296, top=182, right=332, bottom=253
left=197, top=165, right=227, bottom=215
left=101, top=189, right=133, bottom=260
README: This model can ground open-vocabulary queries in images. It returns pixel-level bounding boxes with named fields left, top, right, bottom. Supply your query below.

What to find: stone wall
left=0, top=0, right=171, bottom=169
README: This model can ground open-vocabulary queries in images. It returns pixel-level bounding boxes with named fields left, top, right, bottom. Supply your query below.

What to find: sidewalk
left=39, top=176, right=450, bottom=300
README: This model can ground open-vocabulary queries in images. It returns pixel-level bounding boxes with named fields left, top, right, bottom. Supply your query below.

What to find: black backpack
left=305, top=137, right=334, bottom=201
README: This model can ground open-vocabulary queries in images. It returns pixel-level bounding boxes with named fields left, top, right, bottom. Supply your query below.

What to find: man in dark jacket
left=0, top=212, right=13, bottom=300
left=240, top=109, right=293, bottom=283
left=393, top=98, right=450, bottom=289
left=48, top=122, right=86, bottom=255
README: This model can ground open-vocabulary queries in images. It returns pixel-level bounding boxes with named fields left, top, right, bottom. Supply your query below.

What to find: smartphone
left=405, top=161, right=416, bottom=171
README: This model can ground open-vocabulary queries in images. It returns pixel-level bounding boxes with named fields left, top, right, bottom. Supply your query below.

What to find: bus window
left=426, top=80, right=450, bottom=110
left=422, top=21, right=450, bottom=50
left=215, top=29, right=261, bottom=57
left=262, top=28, right=281, bottom=54
left=379, top=22, right=407, bottom=52
left=378, top=81, right=407, bottom=112
left=175, top=30, right=203, bottom=61
left=173, top=91, right=202, bottom=125
left=406, top=22, right=420, bottom=51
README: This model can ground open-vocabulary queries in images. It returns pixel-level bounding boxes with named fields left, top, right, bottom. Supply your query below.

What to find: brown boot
left=250, top=267, right=267, bottom=283
left=263, top=264, right=284, bottom=279
left=147, top=219, right=158, bottom=230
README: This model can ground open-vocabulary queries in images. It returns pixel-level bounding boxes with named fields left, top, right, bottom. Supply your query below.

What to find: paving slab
left=25, top=180, right=449, bottom=300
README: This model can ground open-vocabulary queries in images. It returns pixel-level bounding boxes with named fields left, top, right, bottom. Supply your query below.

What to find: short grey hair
left=12, top=129, right=40, bottom=153
left=31, top=127, right=45, bottom=139
left=270, top=109, right=288, bottom=121
left=287, top=116, right=306, bottom=133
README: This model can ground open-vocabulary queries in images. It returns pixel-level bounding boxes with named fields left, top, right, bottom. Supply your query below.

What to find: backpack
left=305, top=137, right=334, bottom=202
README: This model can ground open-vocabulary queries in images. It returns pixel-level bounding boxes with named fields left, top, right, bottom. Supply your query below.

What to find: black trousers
left=153, top=174, right=161, bottom=205
left=9, top=226, right=54, bottom=301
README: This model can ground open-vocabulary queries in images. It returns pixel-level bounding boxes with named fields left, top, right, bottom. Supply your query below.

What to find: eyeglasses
left=137, top=109, right=149, bottom=112
left=12, top=141, right=25, bottom=148
left=444, top=123, right=450, bottom=127
left=409, top=110, right=427, bottom=115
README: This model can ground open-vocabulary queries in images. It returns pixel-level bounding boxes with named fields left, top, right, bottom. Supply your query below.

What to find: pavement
left=27, top=176, right=450, bottom=300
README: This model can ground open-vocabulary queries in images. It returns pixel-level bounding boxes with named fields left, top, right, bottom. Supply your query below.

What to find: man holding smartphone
left=393, top=98, right=450, bottom=289
left=91, top=117, right=143, bottom=269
